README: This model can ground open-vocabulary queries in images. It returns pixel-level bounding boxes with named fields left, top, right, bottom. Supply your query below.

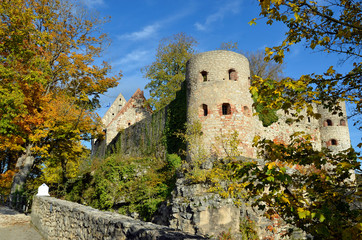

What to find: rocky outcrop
left=153, top=175, right=307, bottom=240
left=167, top=178, right=241, bottom=238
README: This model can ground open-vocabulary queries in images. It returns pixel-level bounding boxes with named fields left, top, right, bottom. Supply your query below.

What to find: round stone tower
left=317, top=102, right=351, bottom=152
left=186, top=50, right=256, bottom=158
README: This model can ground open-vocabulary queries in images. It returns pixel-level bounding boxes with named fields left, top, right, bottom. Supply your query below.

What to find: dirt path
left=0, top=206, right=43, bottom=240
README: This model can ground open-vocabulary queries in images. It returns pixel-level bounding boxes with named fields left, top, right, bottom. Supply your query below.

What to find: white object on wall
left=37, top=183, right=50, bottom=196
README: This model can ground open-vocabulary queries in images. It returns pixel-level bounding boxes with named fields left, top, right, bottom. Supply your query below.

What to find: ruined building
left=96, top=50, right=350, bottom=157
left=92, top=50, right=351, bottom=237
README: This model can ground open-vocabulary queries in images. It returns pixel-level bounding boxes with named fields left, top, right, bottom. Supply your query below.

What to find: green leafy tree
left=0, top=0, right=120, bottom=194
left=142, top=33, right=197, bottom=110
left=226, top=134, right=361, bottom=239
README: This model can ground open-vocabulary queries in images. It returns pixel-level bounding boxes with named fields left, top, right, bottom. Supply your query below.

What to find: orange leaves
left=0, top=1, right=121, bottom=195
left=0, top=170, right=16, bottom=195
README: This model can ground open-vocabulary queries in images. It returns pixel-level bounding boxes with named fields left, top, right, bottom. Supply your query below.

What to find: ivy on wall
left=165, top=82, right=187, bottom=157
left=104, top=82, right=187, bottom=159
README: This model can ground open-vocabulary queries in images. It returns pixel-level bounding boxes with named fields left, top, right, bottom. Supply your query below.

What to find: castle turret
left=186, top=50, right=256, bottom=158
left=318, top=102, right=351, bottom=152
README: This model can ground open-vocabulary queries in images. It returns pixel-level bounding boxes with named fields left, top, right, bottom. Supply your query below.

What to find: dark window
left=324, top=119, right=333, bottom=126
left=128, top=122, right=131, bottom=126
left=308, top=117, right=311, bottom=123
left=202, top=104, right=208, bottom=116
left=340, top=119, right=346, bottom=126
left=222, top=103, right=231, bottom=115
left=243, top=106, right=250, bottom=116
left=331, top=139, right=338, bottom=145
left=201, top=71, right=208, bottom=82
left=228, top=69, right=237, bottom=81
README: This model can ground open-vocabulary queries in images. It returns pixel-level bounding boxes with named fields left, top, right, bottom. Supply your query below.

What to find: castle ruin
left=97, top=50, right=350, bottom=157
left=93, top=50, right=351, bottom=238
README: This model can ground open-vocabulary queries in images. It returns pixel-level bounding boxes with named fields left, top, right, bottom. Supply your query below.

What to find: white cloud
left=195, top=0, right=241, bottom=31
left=115, top=50, right=150, bottom=65
left=81, top=0, right=105, bottom=8
left=118, top=23, right=160, bottom=41
left=112, top=49, right=153, bottom=73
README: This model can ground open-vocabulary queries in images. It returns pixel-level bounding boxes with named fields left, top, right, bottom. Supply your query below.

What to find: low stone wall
left=31, top=196, right=206, bottom=240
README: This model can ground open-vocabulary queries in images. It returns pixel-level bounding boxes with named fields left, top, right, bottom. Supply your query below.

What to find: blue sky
left=81, top=0, right=360, bottom=152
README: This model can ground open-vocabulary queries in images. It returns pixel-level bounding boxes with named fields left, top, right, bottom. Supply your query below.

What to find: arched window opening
left=222, top=103, right=231, bottom=115
left=201, top=71, right=208, bottom=82
left=308, top=117, right=311, bottom=123
left=324, top=119, right=333, bottom=126
left=228, top=69, right=237, bottom=81
left=340, top=119, right=346, bottom=126
left=331, top=139, right=338, bottom=146
left=202, top=104, right=208, bottom=116
left=128, top=122, right=131, bottom=126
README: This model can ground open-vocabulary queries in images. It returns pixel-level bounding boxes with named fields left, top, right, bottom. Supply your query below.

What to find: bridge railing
left=0, top=193, right=32, bottom=214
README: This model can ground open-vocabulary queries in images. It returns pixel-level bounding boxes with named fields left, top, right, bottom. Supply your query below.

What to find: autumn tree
left=215, top=1, right=362, bottom=238
left=250, top=0, right=361, bottom=131
left=0, top=0, right=120, bottom=194
left=142, top=33, right=197, bottom=110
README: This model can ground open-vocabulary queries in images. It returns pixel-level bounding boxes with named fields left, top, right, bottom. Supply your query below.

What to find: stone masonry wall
left=31, top=196, right=206, bottom=240
left=102, top=92, right=127, bottom=127
left=105, top=89, right=152, bottom=145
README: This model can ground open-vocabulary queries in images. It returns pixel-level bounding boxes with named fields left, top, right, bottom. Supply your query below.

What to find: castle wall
left=259, top=108, right=322, bottom=151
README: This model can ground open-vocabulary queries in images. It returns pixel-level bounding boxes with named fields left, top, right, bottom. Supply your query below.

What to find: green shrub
left=166, top=153, right=182, bottom=170
left=66, top=153, right=179, bottom=221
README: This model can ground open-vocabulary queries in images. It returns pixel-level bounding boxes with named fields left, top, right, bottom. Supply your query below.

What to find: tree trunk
left=10, top=144, right=35, bottom=194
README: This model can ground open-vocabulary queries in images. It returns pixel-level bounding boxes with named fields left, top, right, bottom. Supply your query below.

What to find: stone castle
left=92, top=50, right=351, bottom=238
left=96, top=50, right=350, bottom=157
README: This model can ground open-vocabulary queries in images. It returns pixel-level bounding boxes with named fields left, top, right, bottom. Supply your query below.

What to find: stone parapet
left=31, top=196, right=206, bottom=240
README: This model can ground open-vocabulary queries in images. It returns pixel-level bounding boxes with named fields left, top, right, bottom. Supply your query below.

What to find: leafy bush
left=66, top=153, right=181, bottom=221
left=166, top=153, right=182, bottom=170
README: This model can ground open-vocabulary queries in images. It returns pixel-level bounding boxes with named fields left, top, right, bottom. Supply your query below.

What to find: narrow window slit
left=222, top=103, right=231, bottom=115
